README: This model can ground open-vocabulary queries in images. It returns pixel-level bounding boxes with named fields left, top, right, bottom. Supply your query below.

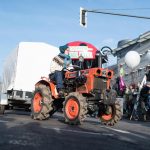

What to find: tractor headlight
left=107, top=71, right=112, bottom=77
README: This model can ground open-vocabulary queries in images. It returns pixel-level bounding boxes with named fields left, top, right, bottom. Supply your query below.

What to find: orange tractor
left=31, top=41, right=122, bottom=126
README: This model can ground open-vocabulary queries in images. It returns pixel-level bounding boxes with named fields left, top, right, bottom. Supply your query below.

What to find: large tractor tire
left=0, top=105, right=5, bottom=115
left=31, top=84, right=54, bottom=120
left=63, top=92, right=88, bottom=125
left=99, top=99, right=122, bottom=126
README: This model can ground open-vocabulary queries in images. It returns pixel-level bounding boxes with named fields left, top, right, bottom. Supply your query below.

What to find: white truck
left=0, top=42, right=59, bottom=114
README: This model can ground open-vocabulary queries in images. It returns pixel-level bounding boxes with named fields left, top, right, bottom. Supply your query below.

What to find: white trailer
left=0, top=42, right=59, bottom=114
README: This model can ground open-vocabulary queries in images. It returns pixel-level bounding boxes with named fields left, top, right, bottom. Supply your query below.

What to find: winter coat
left=50, top=54, right=72, bottom=73
left=146, top=70, right=150, bottom=82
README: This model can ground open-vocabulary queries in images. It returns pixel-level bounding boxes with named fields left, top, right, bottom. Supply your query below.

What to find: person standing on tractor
left=50, top=44, right=72, bottom=96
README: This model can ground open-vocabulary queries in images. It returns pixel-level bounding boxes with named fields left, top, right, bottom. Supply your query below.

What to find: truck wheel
left=31, top=84, right=54, bottom=120
left=99, top=100, right=122, bottom=126
left=0, top=105, right=5, bottom=114
left=63, top=92, right=87, bottom=125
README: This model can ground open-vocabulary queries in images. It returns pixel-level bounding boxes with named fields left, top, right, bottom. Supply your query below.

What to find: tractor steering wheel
left=63, top=65, right=81, bottom=72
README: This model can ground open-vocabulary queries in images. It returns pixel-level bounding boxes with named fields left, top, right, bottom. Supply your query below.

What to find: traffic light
left=80, top=7, right=87, bottom=27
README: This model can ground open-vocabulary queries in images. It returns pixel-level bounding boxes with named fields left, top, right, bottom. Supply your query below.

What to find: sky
left=0, top=0, right=150, bottom=78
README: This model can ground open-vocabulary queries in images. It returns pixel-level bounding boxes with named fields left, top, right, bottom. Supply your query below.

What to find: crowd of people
left=113, top=67, right=150, bottom=121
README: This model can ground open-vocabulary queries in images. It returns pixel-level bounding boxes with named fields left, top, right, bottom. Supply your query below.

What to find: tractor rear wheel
left=31, top=84, right=54, bottom=120
left=99, top=99, right=122, bottom=126
left=63, top=92, right=87, bottom=125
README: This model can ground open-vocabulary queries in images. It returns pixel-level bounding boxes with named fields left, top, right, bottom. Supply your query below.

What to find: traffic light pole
left=80, top=7, right=150, bottom=27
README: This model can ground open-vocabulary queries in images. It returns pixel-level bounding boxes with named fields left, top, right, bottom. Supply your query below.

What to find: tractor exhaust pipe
left=96, top=51, right=102, bottom=68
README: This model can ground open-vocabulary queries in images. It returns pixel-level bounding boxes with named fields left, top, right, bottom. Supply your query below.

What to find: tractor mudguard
left=35, top=77, right=58, bottom=99
left=102, top=89, right=117, bottom=105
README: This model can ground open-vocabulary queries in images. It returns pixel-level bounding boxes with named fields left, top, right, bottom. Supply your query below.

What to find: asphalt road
left=0, top=110, right=150, bottom=150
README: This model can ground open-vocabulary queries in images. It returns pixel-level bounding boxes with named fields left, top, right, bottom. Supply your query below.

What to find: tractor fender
left=35, top=77, right=58, bottom=99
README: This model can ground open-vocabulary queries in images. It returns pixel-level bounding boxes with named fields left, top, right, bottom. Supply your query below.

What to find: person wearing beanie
left=49, top=44, right=72, bottom=97
left=59, top=45, right=69, bottom=54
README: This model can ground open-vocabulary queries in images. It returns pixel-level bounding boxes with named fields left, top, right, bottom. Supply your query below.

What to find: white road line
left=102, top=126, right=148, bottom=139
left=0, top=120, right=9, bottom=123
left=102, top=126, right=131, bottom=134
left=53, top=127, right=114, bottom=136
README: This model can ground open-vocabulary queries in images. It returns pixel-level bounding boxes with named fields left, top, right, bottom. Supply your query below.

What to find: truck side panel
left=1, top=42, right=59, bottom=107
left=2, top=42, right=59, bottom=92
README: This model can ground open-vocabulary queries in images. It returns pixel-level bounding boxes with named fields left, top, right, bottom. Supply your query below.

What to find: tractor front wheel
left=31, top=84, right=54, bottom=120
left=63, top=92, right=87, bottom=125
left=99, top=100, right=122, bottom=126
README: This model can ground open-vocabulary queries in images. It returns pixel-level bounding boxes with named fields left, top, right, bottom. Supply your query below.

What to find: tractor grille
left=93, top=77, right=107, bottom=91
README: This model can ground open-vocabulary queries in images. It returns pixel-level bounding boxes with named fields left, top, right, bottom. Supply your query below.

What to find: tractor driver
left=50, top=44, right=72, bottom=96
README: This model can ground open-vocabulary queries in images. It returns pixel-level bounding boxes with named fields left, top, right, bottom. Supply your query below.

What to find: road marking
left=0, top=120, right=9, bottom=123
left=102, top=126, right=148, bottom=139
left=53, top=127, right=114, bottom=136
left=102, top=126, right=130, bottom=134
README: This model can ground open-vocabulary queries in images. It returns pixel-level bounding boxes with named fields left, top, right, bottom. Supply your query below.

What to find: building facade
left=113, top=31, right=150, bottom=86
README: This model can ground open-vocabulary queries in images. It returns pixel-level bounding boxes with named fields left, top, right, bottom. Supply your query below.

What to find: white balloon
left=124, top=51, right=141, bottom=69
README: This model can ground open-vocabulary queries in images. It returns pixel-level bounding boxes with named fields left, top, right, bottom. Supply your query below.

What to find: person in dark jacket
left=146, top=69, right=150, bottom=83
left=139, top=68, right=150, bottom=120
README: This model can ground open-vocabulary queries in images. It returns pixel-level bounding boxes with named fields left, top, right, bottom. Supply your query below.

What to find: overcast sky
left=0, top=0, right=150, bottom=77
